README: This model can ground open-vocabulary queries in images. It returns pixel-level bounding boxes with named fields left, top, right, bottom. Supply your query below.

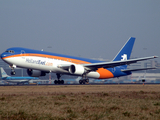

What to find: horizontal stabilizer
left=121, top=67, right=157, bottom=72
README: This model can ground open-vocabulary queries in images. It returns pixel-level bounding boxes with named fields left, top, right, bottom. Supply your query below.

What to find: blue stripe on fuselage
left=4, top=47, right=104, bottom=63
left=2, top=77, right=38, bottom=80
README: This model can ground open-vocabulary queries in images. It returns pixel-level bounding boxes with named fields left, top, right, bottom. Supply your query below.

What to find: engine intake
left=27, top=69, right=46, bottom=77
left=69, top=64, right=85, bottom=75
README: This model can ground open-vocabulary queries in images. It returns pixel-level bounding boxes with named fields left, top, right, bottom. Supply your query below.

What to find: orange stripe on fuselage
left=97, top=68, right=114, bottom=79
left=2, top=54, right=91, bottom=64
left=3, top=54, right=114, bottom=79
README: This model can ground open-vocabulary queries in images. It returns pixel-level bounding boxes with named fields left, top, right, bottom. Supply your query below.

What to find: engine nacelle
left=69, top=64, right=85, bottom=75
left=27, top=69, right=46, bottom=77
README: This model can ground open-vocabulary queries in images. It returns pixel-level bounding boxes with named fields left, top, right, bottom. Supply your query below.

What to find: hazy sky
left=0, top=0, right=160, bottom=62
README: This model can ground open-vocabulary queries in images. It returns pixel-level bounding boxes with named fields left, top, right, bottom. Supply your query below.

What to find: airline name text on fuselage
left=26, top=58, right=46, bottom=65
left=25, top=58, right=53, bottom=66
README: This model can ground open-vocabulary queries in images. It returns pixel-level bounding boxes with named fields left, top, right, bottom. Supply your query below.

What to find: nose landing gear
left=11, top=70, right=16, bottom=75
left=10, top=65, right=16, bottom=75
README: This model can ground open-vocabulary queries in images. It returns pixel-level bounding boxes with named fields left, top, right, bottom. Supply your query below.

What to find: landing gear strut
left=79, top=74, right=89, bottom=84
left=54, top=74, right=64, bottom=84
left=10, top=65, right=16, bottom=75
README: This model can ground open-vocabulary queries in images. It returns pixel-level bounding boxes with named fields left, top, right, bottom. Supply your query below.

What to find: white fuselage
left=5, top=55, right=100, bottom=78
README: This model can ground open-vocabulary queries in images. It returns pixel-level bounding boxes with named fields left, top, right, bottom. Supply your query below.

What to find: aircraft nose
left=1, top=52, right=7, bottom=59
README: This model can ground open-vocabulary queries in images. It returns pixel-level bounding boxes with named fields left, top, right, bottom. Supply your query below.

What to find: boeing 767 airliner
left=1, top=37, right=158, bottom=84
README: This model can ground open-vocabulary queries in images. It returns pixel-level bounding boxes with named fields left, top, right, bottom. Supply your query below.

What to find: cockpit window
left=5, top=50, right=15, bottom=53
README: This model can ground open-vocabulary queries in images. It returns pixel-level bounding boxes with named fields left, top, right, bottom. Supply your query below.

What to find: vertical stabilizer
left=0, top=67, right=10, bottom=78
left=112, top=37, right=135, bottom=61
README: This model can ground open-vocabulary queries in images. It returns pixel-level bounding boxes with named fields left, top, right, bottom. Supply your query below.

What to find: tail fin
left=112, top=37, right=135, bottom=61
left=0, top=67, right=10, bottom=78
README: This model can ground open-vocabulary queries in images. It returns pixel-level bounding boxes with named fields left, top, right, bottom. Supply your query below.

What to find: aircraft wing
left=121, top=67, right=157, bottom=72
left=83, top=56, right=158, bottom=70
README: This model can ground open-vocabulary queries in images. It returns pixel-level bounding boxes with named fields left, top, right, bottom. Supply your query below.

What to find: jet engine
left=27, top=69, right=46, bottom=77
left=69, top=64, right=86, bottom=75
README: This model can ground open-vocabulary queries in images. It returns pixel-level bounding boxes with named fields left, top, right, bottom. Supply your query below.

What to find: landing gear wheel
left=54, top=80, right=58, bottom=84
left=61, top=80, right=64, bottom=84
left=85, top=79, right=89, bottom=83
left=54, top=74, right=64, bottom=84
left=54, top=80, right=64, bottom=84
left=11, top=71, right=16, bottom=75
left=82, top=80, right=86, bottom=84
left=79, top=79, right=89, bottom=84
left=79, top=80, right=83, bottom=84
left=80, top=74, right=90, bottom=84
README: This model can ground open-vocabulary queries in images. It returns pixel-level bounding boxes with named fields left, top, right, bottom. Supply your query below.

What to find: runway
left=0, top=83, right=159, bottom=86
left=0, top=82, right=160, bottom=120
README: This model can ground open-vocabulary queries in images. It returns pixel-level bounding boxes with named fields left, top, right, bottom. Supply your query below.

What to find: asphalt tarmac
left=0, top=83, right=158, bottom=86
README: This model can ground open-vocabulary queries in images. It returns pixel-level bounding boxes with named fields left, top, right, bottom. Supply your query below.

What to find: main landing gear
left=79, top=79, right=89, bottom=84
left=54, top=74, right=64, bottom=84
left=79, top=74, right=89, bottom=84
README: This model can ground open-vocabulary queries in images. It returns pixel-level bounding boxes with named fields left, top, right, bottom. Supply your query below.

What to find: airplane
left=131, top=70, right=151, bottom=83
left=0, top=67, right=39, bottom=85
left=0, top=37, right=158, bottom=84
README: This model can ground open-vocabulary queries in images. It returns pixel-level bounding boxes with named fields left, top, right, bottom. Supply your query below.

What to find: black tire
left=11, top=71, right=16, bottom=75
left=57, top=80, right=61, bottom=84
left=82, top=80, right=86, bottom=84
left=61, top=80, right=64, bottom=84
left=79, top=80, right=82, bottom=84
left=85, top=79, right=89, bottom=83
left=54, top=80, right=58, bottom=84
left=142, top=79, right=145, bottom=82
